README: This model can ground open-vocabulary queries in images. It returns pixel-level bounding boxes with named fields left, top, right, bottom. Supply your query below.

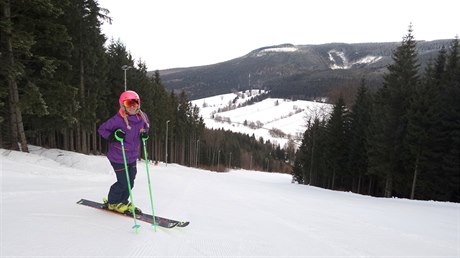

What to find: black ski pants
left=107, top=161, right=137, bottom=204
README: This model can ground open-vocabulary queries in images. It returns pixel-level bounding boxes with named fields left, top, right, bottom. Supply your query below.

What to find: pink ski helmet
left=119, top=90, right=140, bottom=107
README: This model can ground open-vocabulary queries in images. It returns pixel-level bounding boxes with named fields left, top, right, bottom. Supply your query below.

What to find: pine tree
left=324, top=95, right=349, bottom=190
left=292, top=150, right=305, bottom=184
left=404, top=49, right=445, bottom=199
left=405, top=38, right=460, bottom=201
left=308, top=118, right=328, bottom=186
left=348, top=79, right=373, bottom=193
left=24, top=0, right=78, bottom=150
left=1, top=0, right=38, bottom=151
left=293, top=127, right=310, bottom=184
left=439, top=38, right=460, bottom=201
left=64, top=0, right=110, bottom=153
left=1, top=0, right=77, bottom=151
left=370, top=25, right=420, bottom=197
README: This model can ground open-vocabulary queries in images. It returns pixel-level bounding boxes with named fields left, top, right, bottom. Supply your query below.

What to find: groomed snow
left=1, top=147, right=459, bottom=257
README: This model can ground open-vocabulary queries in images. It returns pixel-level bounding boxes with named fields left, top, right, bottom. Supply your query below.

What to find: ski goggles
left=123, top=99, right=139, bottom=108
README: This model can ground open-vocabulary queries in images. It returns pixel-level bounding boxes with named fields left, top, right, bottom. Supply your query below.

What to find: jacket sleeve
left=98, top=115, right=118, bottom=140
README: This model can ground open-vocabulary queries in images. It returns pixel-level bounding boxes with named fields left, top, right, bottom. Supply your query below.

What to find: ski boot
left=102, top=198, right=129, bottom=214
left=102, top=198, right=142, bottom=214
left=127, top=202, right=143, bottom=214
left=108, top=203, right=130, bottom=213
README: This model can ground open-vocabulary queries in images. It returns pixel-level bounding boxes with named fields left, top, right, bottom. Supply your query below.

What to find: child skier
left=98, top=90, right=150, bottom=213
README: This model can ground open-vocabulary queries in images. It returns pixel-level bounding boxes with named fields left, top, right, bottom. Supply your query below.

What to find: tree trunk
left=98, top=134, right=102, bottom=154
left=49, top=131, right=55, bottom=148
left=8, top=82, right=19, bottom=151
left=357, top=174, right=362, bottom=194
left=384, top=173, right=393, bottom=197
left=149, top=140, right=154, bottom=162
left=368, top=177, right=373, bottom=195
left=76, top=124, right=81, bottom=152
left=171, top=140, right=174, bottom=163
left=181, top=137, right=185, bottom=165
left=331, top=169, right=336, bottom=190
left=0, top=123, right=3, bottom=148
left=70, top=129, right=75, bottom=151
left=91, top=123, right=96, bottom=153
left=410, top=155, right=420, bottom=200
left=63, top=129, right=69, bottom=150
left=309, top=132, right=316, bottom=185
left=82, top=128, right=88, bottom=154
left=79, top=46, right=87, bottom=154
left=4, top=0, right=28, bottom=152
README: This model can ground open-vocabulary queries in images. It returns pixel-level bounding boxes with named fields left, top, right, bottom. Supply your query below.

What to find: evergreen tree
left=404, top=51, right=444, bottom=199
left=292, top=116, right=328, bottom=185
left=1, top=0, right=30, bottom=151
left=312, top=118, right=328, bottom=186
left=104, top=40, right=133, bottom=112
left=63, top=0, right=110, bottom=153
left=1, top=0, right=77, bottom=151
left=348, top=79, right=373, bottom=193
left=292, top=129, right=309, bottom=184
left=292, top=149, right=306, bottom=184
left=405, top=38, right=459, bottom=201
left=325, top=95, right=349, bottom=190
left=439, top=38, right=460, bottom=201
left=370, top=25, right=420, bottom=197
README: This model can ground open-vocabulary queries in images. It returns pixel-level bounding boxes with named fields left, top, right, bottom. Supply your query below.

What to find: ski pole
left=117, top=132, right=140, bottom=233
left=142, top=136, right=157, bottom=231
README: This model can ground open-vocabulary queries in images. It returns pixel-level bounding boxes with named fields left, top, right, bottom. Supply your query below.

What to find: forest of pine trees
left=293, top=27, right=460, bottom=202
left=0, top=0, right=283, bottom=172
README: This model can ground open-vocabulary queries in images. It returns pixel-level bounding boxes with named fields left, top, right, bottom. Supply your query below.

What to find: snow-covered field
left=1, top=146, right=459, bottom=257
left=191, top=90, right=332, bottom=147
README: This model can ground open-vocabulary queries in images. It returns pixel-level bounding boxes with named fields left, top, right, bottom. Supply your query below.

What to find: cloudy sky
left=98, top=0, right=459, bottom=70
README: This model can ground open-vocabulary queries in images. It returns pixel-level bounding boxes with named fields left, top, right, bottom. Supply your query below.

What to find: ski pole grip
left=114, top=129, right=126, bottom=142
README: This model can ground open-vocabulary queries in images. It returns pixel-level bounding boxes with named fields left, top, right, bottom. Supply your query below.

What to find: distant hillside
left=190, top=90, right=332, bottom=147
left=152, top=40, right=453, bottom=100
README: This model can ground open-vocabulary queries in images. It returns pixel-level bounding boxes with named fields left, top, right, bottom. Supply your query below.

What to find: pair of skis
left=78, top=131, right=189, bottom=231
left=76, top=199, right=189, bottom=229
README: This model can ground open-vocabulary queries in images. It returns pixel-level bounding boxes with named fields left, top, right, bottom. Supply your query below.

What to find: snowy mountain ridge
left=159, top=40, right=452, bottom=99
left=255, top=45, right=298, bottom=56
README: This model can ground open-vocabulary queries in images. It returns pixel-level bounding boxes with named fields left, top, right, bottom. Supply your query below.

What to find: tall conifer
left=440, top=38, right=460, bottom=201
left=325, top=96, right=349, bottom=190
left=370, top=25, right=420, bottom=197
left=348, top=80, right=372, bottom=193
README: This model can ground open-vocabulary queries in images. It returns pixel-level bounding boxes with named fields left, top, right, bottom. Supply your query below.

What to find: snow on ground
left=256, top=46, right=298, bottom=56
left=328, top=49, right=383, bottom=70
left=191, top=90, right=331, bottom=147
left=1, top=147, right=459, bottom=257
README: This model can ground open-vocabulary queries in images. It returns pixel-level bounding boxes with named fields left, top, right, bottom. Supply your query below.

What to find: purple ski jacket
left=98, top=110, right=150, bottom=165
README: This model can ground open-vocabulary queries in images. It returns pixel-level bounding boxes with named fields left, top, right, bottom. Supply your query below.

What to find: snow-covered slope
left=2, top=147, right=459, bottom=257
left=256, top=45, right=298, bottom=57
left=328, top=49, right=383, bottom=70
left=191, top=90, right=332, bottom=146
